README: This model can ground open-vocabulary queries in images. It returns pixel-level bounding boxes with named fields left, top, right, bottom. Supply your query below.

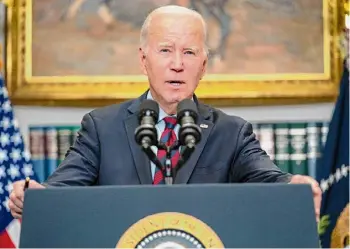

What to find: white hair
left=140, top=5, right=208, bottom=56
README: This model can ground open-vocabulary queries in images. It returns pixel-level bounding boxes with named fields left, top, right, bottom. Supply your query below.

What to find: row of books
left=251, top=122, right=328, bottom=179
left=29, top=126, right=80, bottom=183
left=29, top=121, right=329, bottom=183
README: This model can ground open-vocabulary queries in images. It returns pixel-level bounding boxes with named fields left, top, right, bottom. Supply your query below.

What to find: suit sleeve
left=231, top=121, right=293, bottom=183
left=43, top=113, right=100, bottom=187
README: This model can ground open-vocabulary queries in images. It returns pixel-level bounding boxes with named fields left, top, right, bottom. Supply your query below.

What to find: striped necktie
left=153, top=116, right=180, bottom=184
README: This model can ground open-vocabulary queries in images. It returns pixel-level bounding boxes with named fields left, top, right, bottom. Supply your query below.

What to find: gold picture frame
left=2, top=0, right=346, bottom=107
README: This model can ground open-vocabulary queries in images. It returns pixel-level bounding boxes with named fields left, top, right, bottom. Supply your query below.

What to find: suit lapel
left=174, top=102, right=213, bottom=184
left=124, top=92, right=153, bottom=184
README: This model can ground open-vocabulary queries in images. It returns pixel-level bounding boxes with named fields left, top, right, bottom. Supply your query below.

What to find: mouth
left=166, top=80, right=185, bottom=86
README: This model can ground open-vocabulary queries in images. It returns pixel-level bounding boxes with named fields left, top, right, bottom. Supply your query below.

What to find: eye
left=184, top=50, right=195, bottom=55
left=160, top=48, right=171, bottom=53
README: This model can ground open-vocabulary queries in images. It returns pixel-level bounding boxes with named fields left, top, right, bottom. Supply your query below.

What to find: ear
left=139, top=47, right=148, bottom=75
left=200, top=57, right=207, bottom=80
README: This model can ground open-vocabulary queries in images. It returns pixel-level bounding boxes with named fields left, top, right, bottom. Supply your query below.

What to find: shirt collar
left=146, top=91, right=170, bottom=123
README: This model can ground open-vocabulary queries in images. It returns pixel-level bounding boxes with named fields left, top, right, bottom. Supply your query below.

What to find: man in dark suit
left=9, top=5, right=321, bottom=220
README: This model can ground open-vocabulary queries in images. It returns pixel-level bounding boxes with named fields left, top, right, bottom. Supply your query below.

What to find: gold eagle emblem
left=331, top=203, right=349, bottom=248
left=116, top=212, right=224, bottom=248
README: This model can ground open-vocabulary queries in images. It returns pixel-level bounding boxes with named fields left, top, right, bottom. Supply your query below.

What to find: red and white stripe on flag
left=0, top=219, right=21, bottom=248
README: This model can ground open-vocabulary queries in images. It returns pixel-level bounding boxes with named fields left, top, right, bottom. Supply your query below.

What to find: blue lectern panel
left=20, top=184, right=319, bottom=248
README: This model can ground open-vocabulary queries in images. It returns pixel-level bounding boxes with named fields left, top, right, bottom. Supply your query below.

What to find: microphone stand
left=140, top=138, right=164, bottom=172
left=141, top=139, right=196, bottom=185
left=157, top=141, right=180, bottom=185
left=173, top=142, right=195, bottom=180
left=140, top=138, right=179, bottom=185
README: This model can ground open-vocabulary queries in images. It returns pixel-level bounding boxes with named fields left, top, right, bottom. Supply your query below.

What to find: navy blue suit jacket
left=44, top=92, right=292, bottom=186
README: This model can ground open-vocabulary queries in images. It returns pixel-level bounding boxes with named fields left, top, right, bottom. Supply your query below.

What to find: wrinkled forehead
left=148, top=15, right=205, bottom=45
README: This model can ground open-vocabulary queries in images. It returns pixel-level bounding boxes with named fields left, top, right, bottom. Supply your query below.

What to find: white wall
left=14, top=103, right=334, bottom=146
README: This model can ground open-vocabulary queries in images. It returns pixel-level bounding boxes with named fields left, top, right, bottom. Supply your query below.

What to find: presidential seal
left=116, top=212, right=224, bottom=248
left=331, top=203, right=350, bottom=248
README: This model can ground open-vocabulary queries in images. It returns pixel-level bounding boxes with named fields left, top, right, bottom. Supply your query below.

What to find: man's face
left=139, top=14, right=207, bottom=108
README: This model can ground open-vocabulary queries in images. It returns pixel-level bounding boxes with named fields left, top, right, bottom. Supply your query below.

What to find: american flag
left=0, top=76, right=37, bottom=248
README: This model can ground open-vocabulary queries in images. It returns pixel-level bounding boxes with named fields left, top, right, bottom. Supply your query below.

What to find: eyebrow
left=158, top=42, right=173, bottom=47
left=157, top=43, right=200, bottom=52
left=184, top=47, right=200, bottom=52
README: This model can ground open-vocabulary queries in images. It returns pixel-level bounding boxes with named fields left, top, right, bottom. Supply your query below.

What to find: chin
left=167, top=95, right=188, bottom=104
left=174, top=90, right=194, bottom=100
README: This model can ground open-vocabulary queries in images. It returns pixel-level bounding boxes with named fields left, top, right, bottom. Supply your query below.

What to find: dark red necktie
left=153, top=117, right=180, bottom=184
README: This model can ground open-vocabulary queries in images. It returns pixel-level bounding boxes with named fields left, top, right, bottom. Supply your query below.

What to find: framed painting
left=2, top=0, right=346, bottom=107
left=0, top=2, right=4, bottom=75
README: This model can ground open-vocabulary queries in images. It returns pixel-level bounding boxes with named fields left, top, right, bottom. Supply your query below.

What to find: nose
left=170, top=51, right=184, bottom=72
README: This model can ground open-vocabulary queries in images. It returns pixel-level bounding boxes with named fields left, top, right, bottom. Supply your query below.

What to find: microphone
left=135, top=99, right=165, bottom=177
left=134, top=99, right=159, bottom=148
left=177, top=99, right=201, bottom=148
